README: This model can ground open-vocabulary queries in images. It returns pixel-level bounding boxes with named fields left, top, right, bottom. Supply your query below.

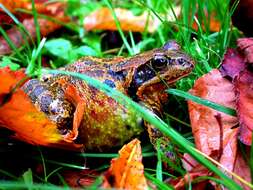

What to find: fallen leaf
left=0, top=0, right=28, bottom=13
left=234, top=70, right=253, bottom=145
left=84, top=7, right=180, bottom=33
left=233, top=148, right=251, bottom=190
left=0, top=67, right=82, bottom=150
left=0, top=67, right=62, bottom=145
left=0, top=2, right=67, bottom=55
left=0, top=67, right=26, bottom=95
left=167, top=166, right=209, bottom=190
left=237, top=38, right=253, bottom=64
left=188, top=69, right=238, bottom=157
left=103, top=138, right=148, bottom=190
left=0, top=0, right=65, bottom=14
left=63, top=169, right=100, bottom=188
left=175, top=69, right=240, bottom=189
left=219, top=48, right=246, bottom=80
left=83, top=7, right=159, bottom=33
left=0, top=17, right=65, bottom=55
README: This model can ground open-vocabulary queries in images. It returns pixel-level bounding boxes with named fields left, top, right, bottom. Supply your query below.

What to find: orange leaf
left=0, top=0, right=28, bottom=13
left=103, top=138, right=148, bottom=190
left=0, top=68, right=63, bottom=145
left=0, top=68, right=83, bottom=150
left=84, top=7, right=164, bottom=33
left=192, top=15, right=220, bottom=32
left=188, top=69, right=238, bottom=157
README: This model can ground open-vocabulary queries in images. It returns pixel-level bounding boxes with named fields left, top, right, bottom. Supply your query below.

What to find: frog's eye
left=152, top=55, right=168, bottom=70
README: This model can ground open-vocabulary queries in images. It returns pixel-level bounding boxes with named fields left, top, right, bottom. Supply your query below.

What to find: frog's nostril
left=177, top=58, right=185, bottom=65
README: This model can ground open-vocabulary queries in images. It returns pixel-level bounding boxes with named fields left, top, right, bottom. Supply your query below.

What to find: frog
left=21, top=41, right=194, bottom=151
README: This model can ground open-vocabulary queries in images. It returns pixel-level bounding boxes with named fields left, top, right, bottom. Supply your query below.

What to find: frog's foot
left=145, top=122, right=176, bottom=161
left=63, top=85, right=85, bottom=142
left=145, top=122, right=163, bottom=145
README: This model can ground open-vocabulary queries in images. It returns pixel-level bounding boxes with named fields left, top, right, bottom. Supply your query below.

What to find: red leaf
left=219, top=48, right=246, bottom=80
left=237, top=38, right=253, bottom=64
left=188, top=69, right=238, bottom=156
left=233, top=148, right=251, bottom=190
left=63, top=169, right=100, bottom=188
left=234, top=70, right=253, bottom=145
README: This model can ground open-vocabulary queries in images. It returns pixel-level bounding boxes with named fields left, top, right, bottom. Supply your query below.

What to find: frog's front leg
left=145, top=121, right=177, bottom=161
left=142, top=103, right=175, bottom=160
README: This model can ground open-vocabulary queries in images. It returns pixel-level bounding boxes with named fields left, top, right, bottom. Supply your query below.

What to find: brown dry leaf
left=63, top=169, right=100, bottom=188
left=102, top=138, right=148, bottom=190
left=177, top=69, right=240, bottom=189
left=168, top=168, right=209, bottom=190
left=233, top=148, right=251, bottom=190
left=234, top=70, right=253, bottom=145
left=84, top=7, right=180, bottom=33
left=83, top=7, right=159, bottom=33
left=166, top=153, right=210, bottom=190
left=0, top=1, right=68, bottom=55
left=219, top=48, right=246, bottom=80
left=0, top=0, right=65, bottom=14
left=0, top=18, right=64, bottom=55
left=188, top=69, right=238, bottom=157
left=237, top=38, right=253, bottom=64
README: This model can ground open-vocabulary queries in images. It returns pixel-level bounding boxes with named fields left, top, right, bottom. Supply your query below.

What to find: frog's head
left=127, top=41, right=194, bottom=103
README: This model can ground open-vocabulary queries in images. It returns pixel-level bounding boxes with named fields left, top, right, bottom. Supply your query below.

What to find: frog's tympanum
left=22, top=41, right=194, bottom=151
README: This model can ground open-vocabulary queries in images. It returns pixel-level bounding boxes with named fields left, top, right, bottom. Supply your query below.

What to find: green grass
left=0, top=0, right=250, bottom=189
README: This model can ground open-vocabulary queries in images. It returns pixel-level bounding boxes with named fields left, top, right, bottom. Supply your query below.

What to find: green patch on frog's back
left=77, top=94, right=143, bottom=150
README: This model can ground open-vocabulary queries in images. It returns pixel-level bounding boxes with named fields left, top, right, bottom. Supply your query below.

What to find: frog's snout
left=176, top=57, right=194, bottom=69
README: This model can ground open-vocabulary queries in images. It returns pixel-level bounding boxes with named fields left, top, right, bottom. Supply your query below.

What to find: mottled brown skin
left=22, top=41, right=194, bottom=151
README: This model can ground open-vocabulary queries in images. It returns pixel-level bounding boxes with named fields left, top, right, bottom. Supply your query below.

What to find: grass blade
left=145, top=173, right=173, bottom=190
left=31, top=0, right=42, bottom=72
left=0, top=26, right=24, bottom=60
left=103, top=0, right=133, bottom=55
left=167, top=88, right=237, bottom=116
